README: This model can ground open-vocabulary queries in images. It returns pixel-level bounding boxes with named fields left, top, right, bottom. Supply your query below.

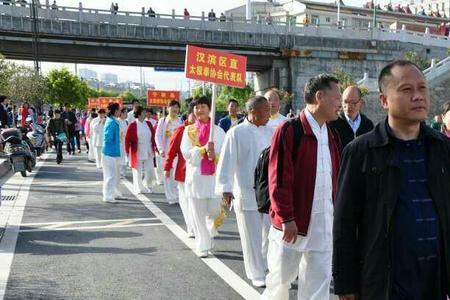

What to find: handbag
left=56, top=132, right=67, bottom=143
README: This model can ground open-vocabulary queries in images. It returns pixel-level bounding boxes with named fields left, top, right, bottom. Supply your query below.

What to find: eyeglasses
left=343, top=99, right=361, bottom=106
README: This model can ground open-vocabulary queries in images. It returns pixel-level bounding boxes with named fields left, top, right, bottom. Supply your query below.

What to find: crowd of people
left=2, top=59, right=449, bottom=299
left=74, top=60, right=450, bottom=300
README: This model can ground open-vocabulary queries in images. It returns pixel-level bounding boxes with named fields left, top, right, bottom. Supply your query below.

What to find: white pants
left=235, top=210, right=267, bottom=281
left=262, top=227, right=332, bottom=300
left=154, top=155, right=164, bottom=184
left=262, top=213, right=271, bottom=263
left=132, top=159, right=154, bottom=194
left=88, top=140, right=95, bottom=161
left=164, top=171, right=179, bottom=203
left=178, top=183, right=194, bottom=234
left=190, top=197, right=221, bottom=253
left=102, top=155, right=121, bottom=202
left=94, top=147, right=103, bottom=169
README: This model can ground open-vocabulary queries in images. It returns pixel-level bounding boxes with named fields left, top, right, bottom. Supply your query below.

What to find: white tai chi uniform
left=216, top=119, right=274, bottom=282
left=132, top=120, right=155, bottom=194
left=102, top=117, right=122, bottom=202
left=262, top=109, right=334, bottom=300
left=90, top=117, right=105, bottom=169
left=267, top=112, right=287, bottom=129
left=156, top=116, right=183, bottom=203
left=180, top=123, right=225, bottom=255
left=118, top=119, right=128, bottom=177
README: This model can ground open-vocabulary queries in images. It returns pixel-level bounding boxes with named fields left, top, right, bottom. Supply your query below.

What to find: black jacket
left=0, top=104, right=8, bottom=128
left=333, top=119, right=450, bottom=299
left=329, top=112, right=374, bottom=149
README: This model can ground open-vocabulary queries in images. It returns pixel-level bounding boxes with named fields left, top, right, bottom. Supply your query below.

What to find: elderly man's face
left=342, top=87, right=362, bottom=120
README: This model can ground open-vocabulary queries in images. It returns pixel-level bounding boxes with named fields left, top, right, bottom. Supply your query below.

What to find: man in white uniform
left=156, top=100, right=183, bottom=204
left=90, top=109, right=106, bottom=169
left=265, top=89, right=287, bottom=129
left=126, top=99, right=140, bottom=123
left=216, top=96, right=274, bottom=287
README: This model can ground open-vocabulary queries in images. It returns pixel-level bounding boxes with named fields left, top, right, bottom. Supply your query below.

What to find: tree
left=216, top=84, right=254, bottom=111
left=404, top=51, right=432, bottom=70
left=333, top=68, right=356, bottom=92
left=46, top=68, right=90, bottom=108
left=191, top=84, right=212, bottom=99
left=0, top=55, right=48, bottom=110
left=7, top=65, right=48, bottom=110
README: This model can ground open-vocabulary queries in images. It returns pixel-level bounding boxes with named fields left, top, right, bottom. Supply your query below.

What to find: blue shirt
left=102, top=116, right=121, bottom=157
left=344, top=113, right=361, bottom=135
left=391, top=136, right=445, bottom=300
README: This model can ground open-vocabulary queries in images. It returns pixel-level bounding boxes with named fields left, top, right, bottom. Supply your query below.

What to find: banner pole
left=209, top=83, right=217, bottom=142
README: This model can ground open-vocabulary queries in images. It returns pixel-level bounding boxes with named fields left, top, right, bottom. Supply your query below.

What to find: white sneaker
left=103, top=199, right=117, bottom=204
left=252, top=279, right=266, bottom=288
left=187, top=231, right=195, bottom=238
left=196, top=251, right=208, bottom=258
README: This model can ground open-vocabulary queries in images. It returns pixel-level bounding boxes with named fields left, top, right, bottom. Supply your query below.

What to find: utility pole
left=337, top=0, right=341, bottom=26
left=30, top=0, right=41, bottom=75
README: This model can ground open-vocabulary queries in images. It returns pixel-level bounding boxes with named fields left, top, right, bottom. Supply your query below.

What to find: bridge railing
left=1, top=2, right=450, bottom=48
left=424, top=55, right=450, bottom=82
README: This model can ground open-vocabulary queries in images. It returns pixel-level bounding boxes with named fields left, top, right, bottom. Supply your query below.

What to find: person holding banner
left=125, top=106, right=158, bottom=194
left=90, top=109, right=107, bottom=169
left=102, top=103, right=122, bottom=203
left=180, top=96, right=226, bottom=258
left=155, top=100, right=183, bottom=205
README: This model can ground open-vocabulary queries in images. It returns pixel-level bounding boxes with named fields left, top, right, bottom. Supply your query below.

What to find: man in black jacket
left=61, top=103, right=77, bottom=155
left=329, top=86, right=374, bottom=149
left=0, top=95, right=9, bottom=129
left=333, top=60, right=450, bottom=300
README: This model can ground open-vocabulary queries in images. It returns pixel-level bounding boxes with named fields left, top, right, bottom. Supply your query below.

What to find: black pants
left=55, top=140, right=63, bottom=163
left=73, top=130, right=81, bottom=151
left=66, top=129, right=75, bottom=154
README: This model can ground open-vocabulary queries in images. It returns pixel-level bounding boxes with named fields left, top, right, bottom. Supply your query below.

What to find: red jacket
left=268, top=111, right=340, bottom=235
left=125, top=120, right=157, bottom=169
left=164, top=123, right=187, bottom=182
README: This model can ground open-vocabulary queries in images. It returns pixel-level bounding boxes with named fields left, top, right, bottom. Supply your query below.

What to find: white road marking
left=0, top=154, right=48, bottom=300
left=122, top=179, right=262, bottom=300
left=21, top=217, right=158, bottom=227
left=19, top=223, right=164, bottom=233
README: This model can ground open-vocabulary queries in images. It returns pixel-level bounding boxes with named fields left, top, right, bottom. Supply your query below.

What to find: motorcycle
left=1, top=128, right=36, bottom=177
left=26, top=122, right=46, bottom=157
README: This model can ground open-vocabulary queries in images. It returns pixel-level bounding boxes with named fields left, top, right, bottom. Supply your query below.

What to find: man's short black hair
left=168, top=100, right=180, bottom=108
left=98, top=109, right=106, bottom=114
left=132, top=99, right=140, bottom=104
left=64, top=103, right=70, bottom=107
left=0, top=95, right=7, bottom=103
left=228, top=99, right=239, bottom=106
left=134, top=106, right=144, bottom=119
left=192, top=96, right=211, bottom=110
left=120, top=107, right=127, bottom=114
left=304, top=74, right=339, bottom=104
left=378, top=60, right=423, bottom=93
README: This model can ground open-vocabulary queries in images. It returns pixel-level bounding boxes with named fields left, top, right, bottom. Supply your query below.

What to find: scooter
left=1, top=128, right=36, bottom=177
left=26, top=122, right=46, bottom=157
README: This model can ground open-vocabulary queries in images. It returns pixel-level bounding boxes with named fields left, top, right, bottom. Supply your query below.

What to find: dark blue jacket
left=218, top=115, right=243, bottom=132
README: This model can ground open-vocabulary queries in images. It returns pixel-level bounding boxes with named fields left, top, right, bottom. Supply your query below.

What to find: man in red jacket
left=164, top=101, right=196, bottom=238
left=262, top=74, right=341, bottom=300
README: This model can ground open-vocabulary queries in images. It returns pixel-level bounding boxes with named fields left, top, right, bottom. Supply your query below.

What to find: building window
left=311, top=15, right=320, bottom=25
left=326, top=17, right=331, bottom=23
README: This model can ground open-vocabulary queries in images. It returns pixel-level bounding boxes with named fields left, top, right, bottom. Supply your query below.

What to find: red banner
left=88, top=97, right=123, bottom=110
left=185, top=45, right=247, bottom=88
left=147, top=90, right=180, bottom=106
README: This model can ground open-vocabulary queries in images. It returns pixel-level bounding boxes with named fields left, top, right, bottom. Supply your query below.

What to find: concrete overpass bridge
left=1, top=1, right=449, bottom=107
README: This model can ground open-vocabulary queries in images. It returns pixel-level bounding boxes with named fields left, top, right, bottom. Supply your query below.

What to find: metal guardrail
left=0, top=2, right=450, bottom=48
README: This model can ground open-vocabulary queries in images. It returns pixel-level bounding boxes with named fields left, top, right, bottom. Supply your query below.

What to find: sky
left=12, top=0, right=395, bottom=90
